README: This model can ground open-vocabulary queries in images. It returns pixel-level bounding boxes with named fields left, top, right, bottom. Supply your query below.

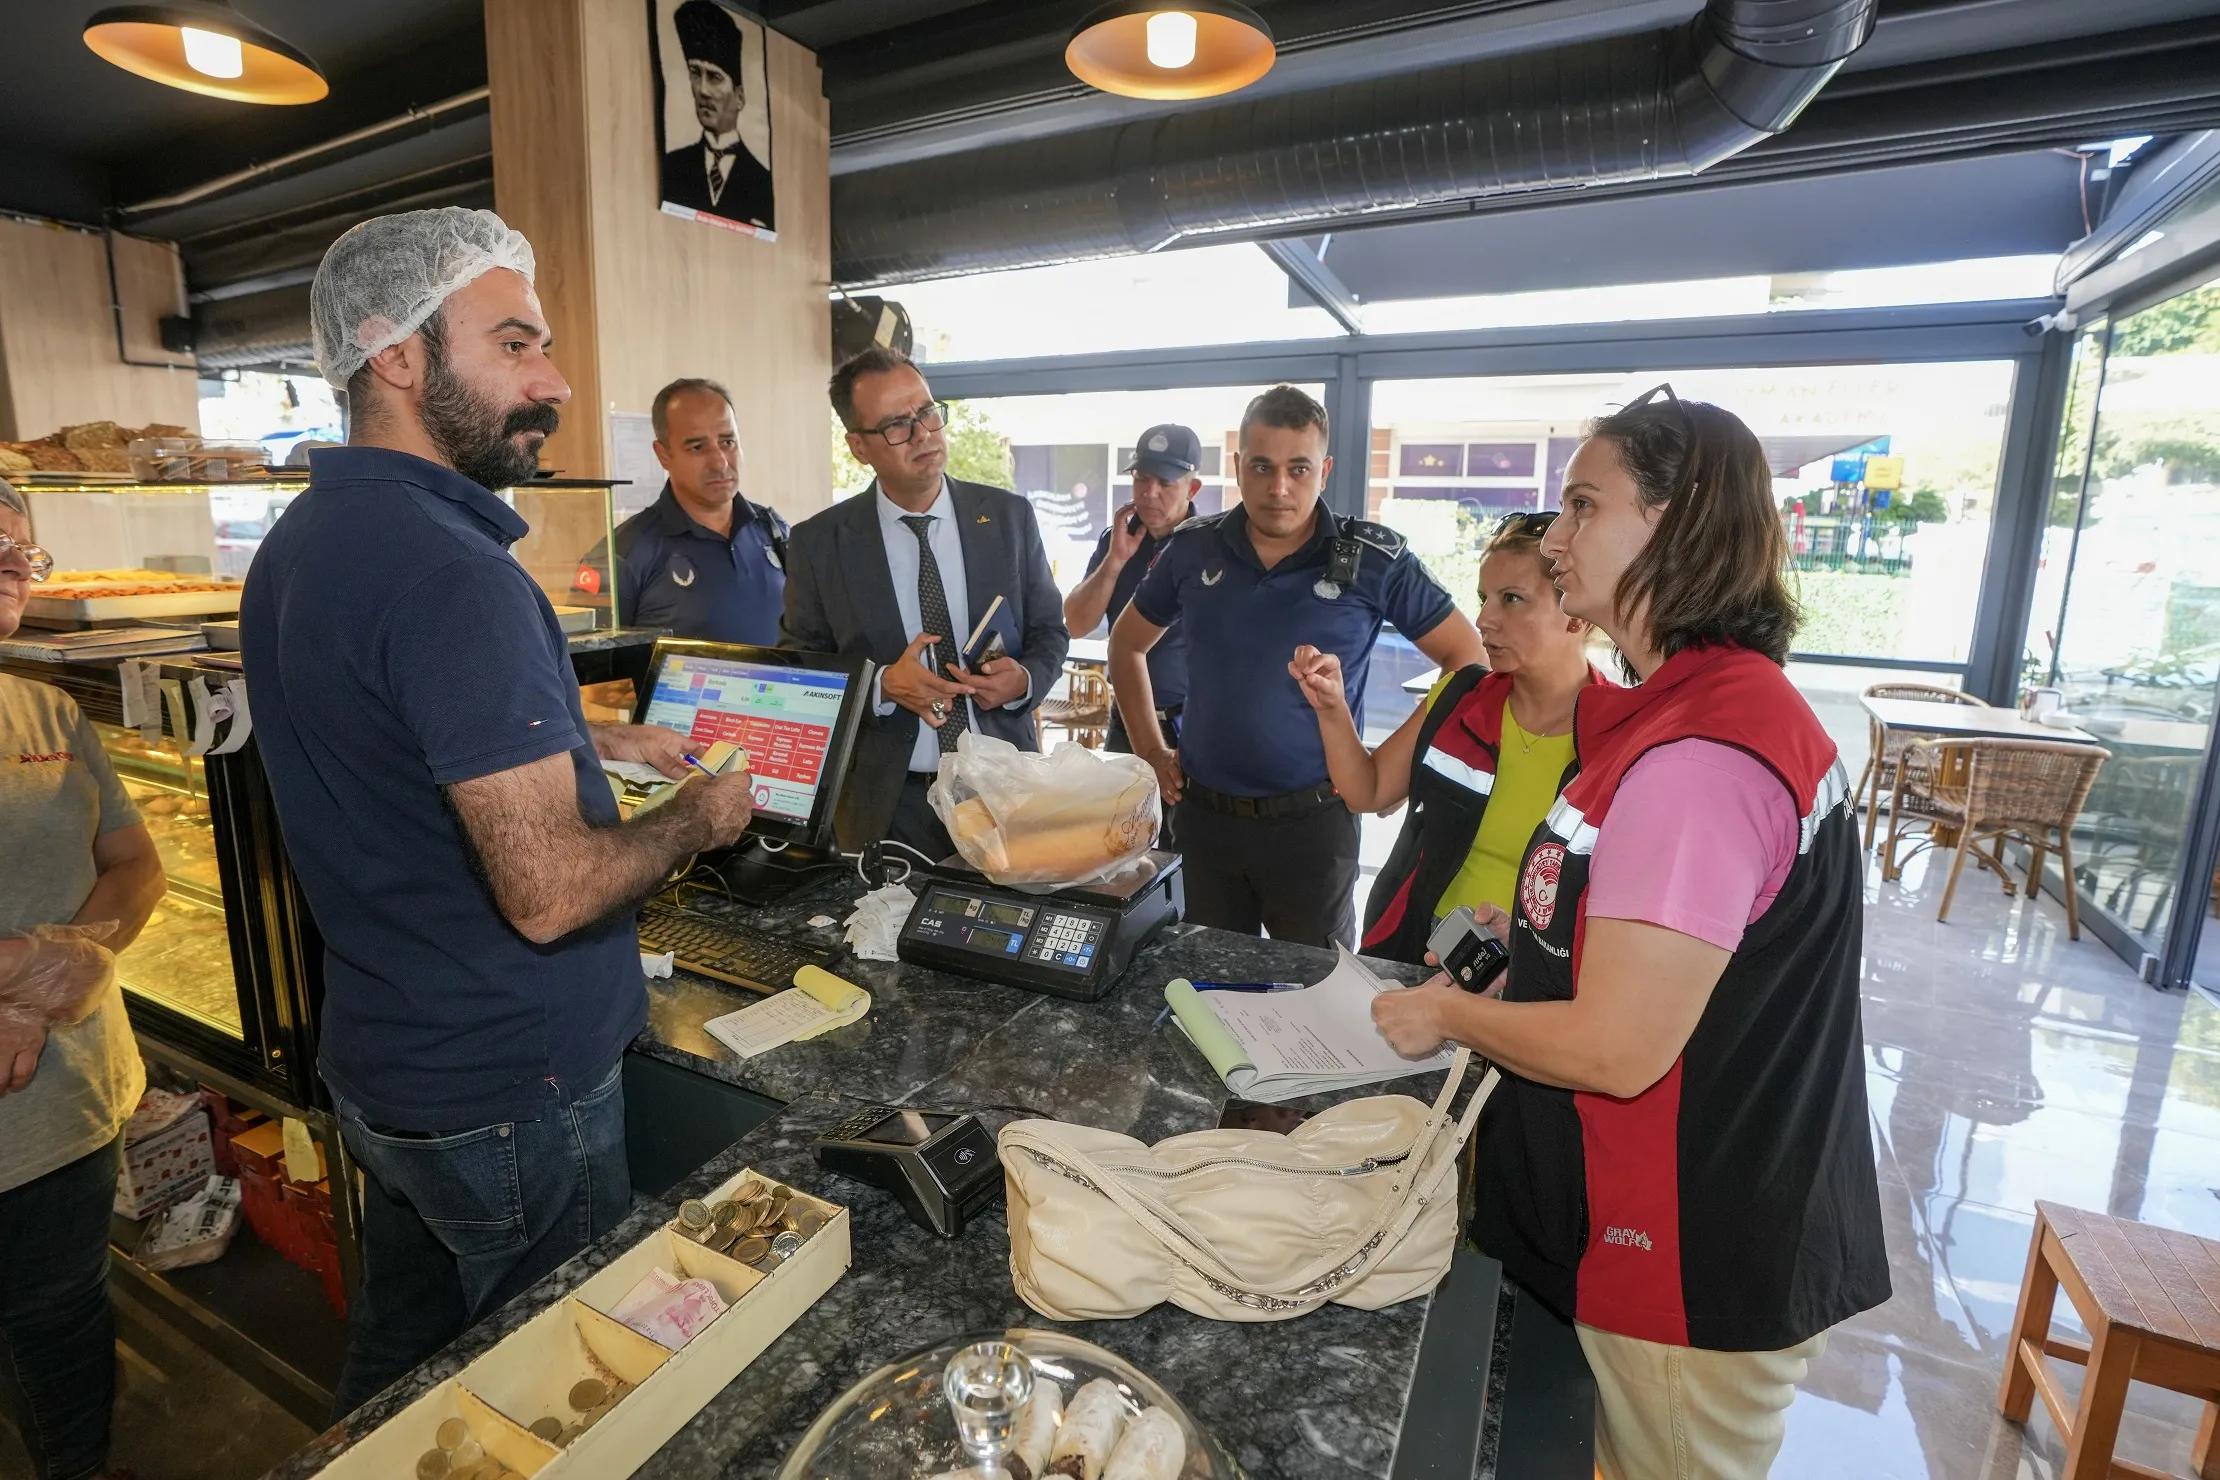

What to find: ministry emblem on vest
left=1521, top=842, right=1567, bottom=931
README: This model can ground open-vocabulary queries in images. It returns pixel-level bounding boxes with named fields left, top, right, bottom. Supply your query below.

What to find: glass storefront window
left=1369, top=363, right=2016, bottom=670
left=2042, top=275, right=2220, bottom=958
left=889, top=246, right=1343, bottom=362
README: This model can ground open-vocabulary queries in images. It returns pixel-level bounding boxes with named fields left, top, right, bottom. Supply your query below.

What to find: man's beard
left=420, top=348, right=561, bottom=492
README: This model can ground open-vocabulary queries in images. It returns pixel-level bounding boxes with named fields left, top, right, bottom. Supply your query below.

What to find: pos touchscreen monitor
left=632, top=640, right=874, bottom=850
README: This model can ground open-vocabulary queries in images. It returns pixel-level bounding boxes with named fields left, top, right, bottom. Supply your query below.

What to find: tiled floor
left=1775, top=837, right=2220, bottom=1479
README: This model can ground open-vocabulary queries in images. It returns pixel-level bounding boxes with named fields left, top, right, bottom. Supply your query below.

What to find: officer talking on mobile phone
left=1108, top=387, right=1484, bottom=948
left=1063, top=423, right=1201, bottom=762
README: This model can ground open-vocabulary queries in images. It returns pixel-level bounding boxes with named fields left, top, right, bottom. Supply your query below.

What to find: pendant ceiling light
left=1066, top=2, right=1275, bottom=101
left=84, top=2, right=327, bottom=105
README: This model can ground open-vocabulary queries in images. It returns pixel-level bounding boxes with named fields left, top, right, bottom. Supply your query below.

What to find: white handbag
left=999, top=1049, right=1498, bottom=1322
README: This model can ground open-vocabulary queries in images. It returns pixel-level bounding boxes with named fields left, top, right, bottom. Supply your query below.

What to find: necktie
left=707, top=150, right=730, bottom=203
left=901, top=514, right=969, bottom=753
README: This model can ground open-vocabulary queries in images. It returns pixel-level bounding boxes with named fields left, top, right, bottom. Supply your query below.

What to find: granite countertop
left=268, top=874, right=1515, bottom=1480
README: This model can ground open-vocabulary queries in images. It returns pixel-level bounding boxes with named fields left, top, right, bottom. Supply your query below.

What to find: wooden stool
left=1998, top=1201, right=2220, bottom=1478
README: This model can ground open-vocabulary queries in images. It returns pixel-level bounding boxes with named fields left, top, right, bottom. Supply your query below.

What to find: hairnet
left=311, top=207, right=537, bottom=390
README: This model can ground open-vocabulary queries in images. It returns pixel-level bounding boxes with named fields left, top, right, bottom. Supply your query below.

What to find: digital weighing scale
left=895, top=851, right=1184, bottom=1002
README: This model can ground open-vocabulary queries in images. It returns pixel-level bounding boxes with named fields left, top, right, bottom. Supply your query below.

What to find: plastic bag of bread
left=928, top=733, right=1160, bottom=888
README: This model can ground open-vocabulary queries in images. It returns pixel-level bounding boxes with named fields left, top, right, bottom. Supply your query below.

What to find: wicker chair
left=1036, top=664, right=1113, bottom=749
left=1881, top=737, right=2110, bottom=938
left=1856, top=682, right=1990, bottom=853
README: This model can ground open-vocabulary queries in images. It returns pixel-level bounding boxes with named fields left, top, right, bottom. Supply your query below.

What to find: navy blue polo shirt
left=1132, top=505, right=1456, bottom=797
left=1082, top=507, right=1191, bottom=709
left=604, top=483, right=785, bottom=643
left=240, top=446, right=642, bottom=1131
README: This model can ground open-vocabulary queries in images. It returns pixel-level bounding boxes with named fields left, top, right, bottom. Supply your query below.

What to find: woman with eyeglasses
left=1370, top=391, right=1887, bottom=1480
left=1290, top=510, right=1601, bottom=961
left=0, top=479, right=167, bottom=1480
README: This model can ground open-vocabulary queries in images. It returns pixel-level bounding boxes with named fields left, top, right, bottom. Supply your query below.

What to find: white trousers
left=1577, top=1324, right=1828, bottom=1480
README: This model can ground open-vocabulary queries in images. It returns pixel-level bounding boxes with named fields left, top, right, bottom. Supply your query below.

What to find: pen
left=682, top=753, right=715, bottom=778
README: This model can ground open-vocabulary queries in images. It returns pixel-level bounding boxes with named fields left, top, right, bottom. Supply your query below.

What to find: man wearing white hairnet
left=240, top=207, right=758, bottom=1416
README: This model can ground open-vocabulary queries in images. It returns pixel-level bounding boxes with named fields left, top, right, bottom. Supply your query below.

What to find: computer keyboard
left=637, top=901, right=840, bottom=994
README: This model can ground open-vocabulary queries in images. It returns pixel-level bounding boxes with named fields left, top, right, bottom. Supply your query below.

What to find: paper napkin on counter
left=842, top=883, right=916, bottom=962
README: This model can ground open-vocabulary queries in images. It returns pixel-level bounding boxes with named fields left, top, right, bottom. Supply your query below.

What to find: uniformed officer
left=582, top=377, right=788, bottom=643
left=1063, top=422, right=1201, bottom=758
left=1109, top=386, right=1485, bottom=948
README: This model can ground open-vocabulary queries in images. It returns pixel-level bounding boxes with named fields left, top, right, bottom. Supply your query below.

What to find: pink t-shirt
left=1584, top=739, right=1799, bottom=952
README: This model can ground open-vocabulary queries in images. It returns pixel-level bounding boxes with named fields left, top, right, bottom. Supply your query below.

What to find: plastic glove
left=0, top=922, right=119, bottom=1027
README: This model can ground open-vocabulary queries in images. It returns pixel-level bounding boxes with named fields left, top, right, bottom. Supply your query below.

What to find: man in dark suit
left=659, top=0, right=774, bottom=231
left=783, top=347, right=1067, bottom=856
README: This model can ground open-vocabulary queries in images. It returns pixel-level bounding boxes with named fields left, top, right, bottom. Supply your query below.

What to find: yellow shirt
left=1423, top=673, right=1577, bottom=922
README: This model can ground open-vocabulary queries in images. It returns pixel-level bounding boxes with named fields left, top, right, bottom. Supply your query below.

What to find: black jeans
left=1173, top=793, right=1360, bottom=948
left=330, top=1058, right=631, bottom=1419
left=0, top=1137, right=121, bottom=1480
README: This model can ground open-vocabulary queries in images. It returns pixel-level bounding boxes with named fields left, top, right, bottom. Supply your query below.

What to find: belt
left=1182, top=777, right=1340, bottom=820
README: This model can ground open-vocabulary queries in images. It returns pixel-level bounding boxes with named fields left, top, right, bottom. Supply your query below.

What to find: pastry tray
left=312, top=1168, right=850, bottom=1478
left=25, top=587, right=244, bottom=623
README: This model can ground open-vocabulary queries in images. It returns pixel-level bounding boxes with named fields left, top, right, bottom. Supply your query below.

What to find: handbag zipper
left=1092, top=1148, right=1413, bottom=1178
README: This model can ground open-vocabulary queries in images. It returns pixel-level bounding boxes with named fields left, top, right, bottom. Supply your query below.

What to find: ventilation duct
left=831, top=0, right=1877, bottom=288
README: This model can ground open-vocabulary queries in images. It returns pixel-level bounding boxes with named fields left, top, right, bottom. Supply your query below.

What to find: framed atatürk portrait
left=650, top=0, right=776, bottom=239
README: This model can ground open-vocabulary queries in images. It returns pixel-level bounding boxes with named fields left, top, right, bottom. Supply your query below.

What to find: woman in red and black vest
left=1289, top=513, right=1602, bottom=963
left=1372, top=388, right=1888, bottom=1480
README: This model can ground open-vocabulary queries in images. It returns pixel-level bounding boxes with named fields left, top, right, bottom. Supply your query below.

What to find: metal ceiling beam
left=1258, top=239, right=1363, bottom=335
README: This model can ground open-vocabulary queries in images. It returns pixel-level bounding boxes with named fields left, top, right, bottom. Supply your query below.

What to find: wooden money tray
left=312, top=1169, right=850, bottom=1477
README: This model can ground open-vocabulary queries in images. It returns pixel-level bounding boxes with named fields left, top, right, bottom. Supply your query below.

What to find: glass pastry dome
left=776, top=1329, right=1243, bottom=1480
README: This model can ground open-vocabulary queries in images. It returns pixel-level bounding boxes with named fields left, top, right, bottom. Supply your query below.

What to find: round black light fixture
left=84, top=2, right=327, bottom=105
left=1066, top=2, right=1275, bottom=101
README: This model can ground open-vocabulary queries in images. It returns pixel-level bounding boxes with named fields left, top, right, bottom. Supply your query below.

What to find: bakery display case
left=17, top=473, right=624, bottom=623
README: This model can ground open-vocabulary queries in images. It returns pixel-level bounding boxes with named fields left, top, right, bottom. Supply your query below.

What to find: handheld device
left=1125, top=511, right=1144, bottom=536
left=814, top=1106, right=1002, bottom=1238
left=1426, top=905, right=1510, bottom=993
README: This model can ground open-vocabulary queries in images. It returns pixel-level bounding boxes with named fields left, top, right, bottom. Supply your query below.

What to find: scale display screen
left=980, top=901, right=1029, bottom=927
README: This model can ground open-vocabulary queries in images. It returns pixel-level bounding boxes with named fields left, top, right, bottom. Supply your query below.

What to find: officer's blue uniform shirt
left=608, top=482, right=786, bottom=643
left=1132, top=504, right=1456, bottom=798
left=1080, top=505, right=1191, bottom=710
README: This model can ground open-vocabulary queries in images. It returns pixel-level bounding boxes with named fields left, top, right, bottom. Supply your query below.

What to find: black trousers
left=889, top=772, right=955, bottom=864
left=1173, top=793, right=1359, bottom=948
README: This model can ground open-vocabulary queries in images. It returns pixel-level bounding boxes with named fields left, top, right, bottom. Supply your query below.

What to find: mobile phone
left=1425, top=905, right=1510, bottom=993
left=1126, top=512, right=1143, bottom=536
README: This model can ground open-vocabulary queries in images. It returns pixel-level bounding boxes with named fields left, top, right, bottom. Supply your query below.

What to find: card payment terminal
left=896, top=851, right=1183, bottom=1001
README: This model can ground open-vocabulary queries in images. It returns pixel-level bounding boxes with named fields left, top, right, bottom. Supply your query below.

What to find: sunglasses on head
left=1492, top=510, right=1557, bottom=537
left=1624, top=381, right=1696, bottom=435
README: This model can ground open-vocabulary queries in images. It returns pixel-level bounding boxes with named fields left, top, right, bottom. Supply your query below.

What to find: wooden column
left=485, top=0, right=834, bottom=516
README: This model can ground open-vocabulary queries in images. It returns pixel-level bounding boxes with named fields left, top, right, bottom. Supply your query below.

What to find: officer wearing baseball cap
left=1063, top=424, right=1202, bottom=762
left=1110, top=388, right=1484, bottom=948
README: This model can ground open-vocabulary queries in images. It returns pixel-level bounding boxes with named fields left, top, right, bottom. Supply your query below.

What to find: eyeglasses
left=1492, top=510, right=1557, bottom=537
left=865, top=401, right=949, bottom=446
left=0, top=535, right=53, bottom=581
